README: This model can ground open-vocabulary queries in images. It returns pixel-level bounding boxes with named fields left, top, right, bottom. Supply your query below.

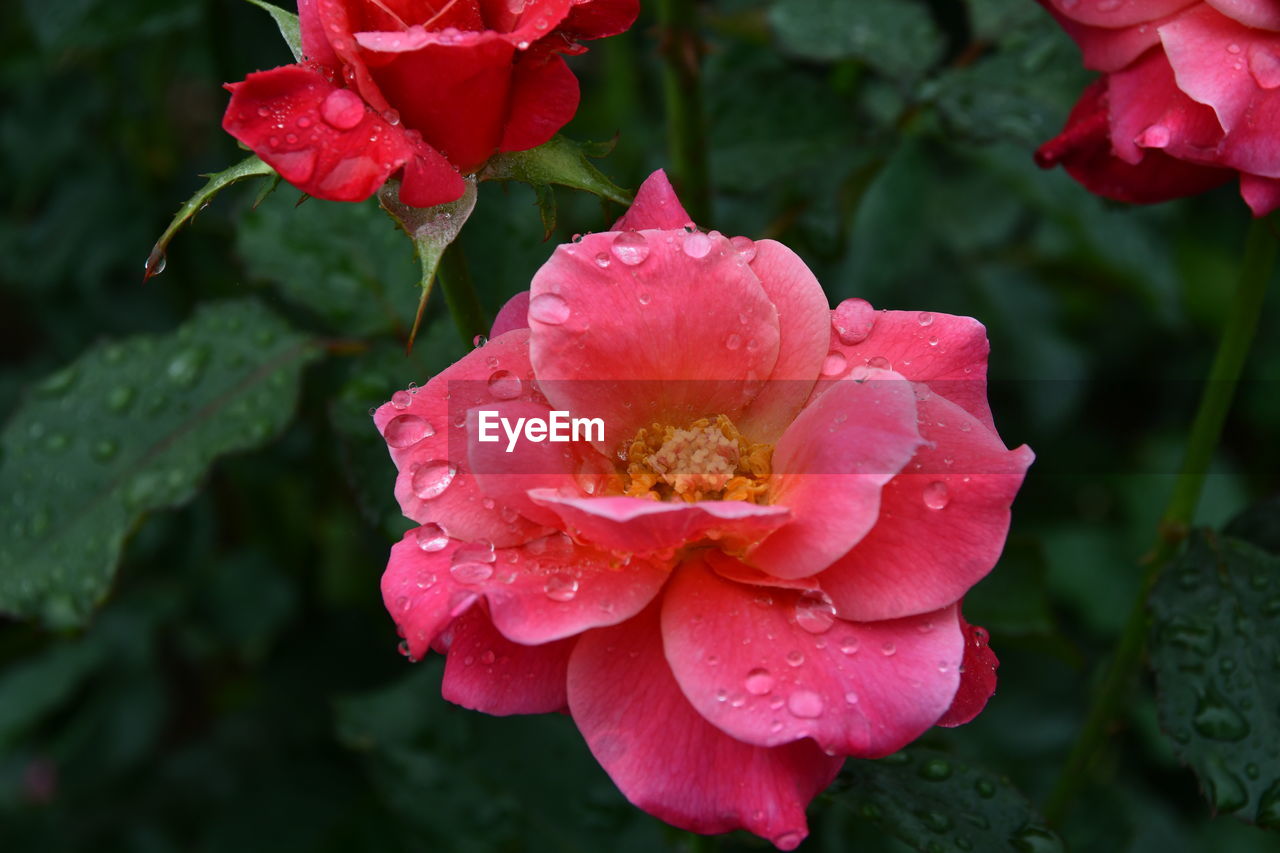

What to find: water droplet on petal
left=794, top=591, right=837, bottom=634
left=415, top=523, right=449, bottom=552
left=881, top=641, right=897, bottom=656
left=487, top=370, right=522, bottom=400
left=821, top=351, right=848, bottom=377
left=320, top=88, right=365, bottom=130
left=411, top=460, right=456, bottom=499
left=744, top=668, right=775, bottom=695
left=385, top=415, right=434, bottom=448
left=529, top=293, right=570, bottom=325
left=785, top=650, right=805, bottom=667
left=832, top=298, right=875, bottom=344
left=391, top=390, right=413, bottom=410
left=787, top=689, right=824, bottom=718
left=450, top=562, right=493, bottom=584
left=611, top=231, right=650, bottom=265
left=725, top=332, right=742, bottom=351
left=923, top=481, right=951, bottom=510
left=543, top=574, right=579, bottom=602
left=839, top=636, right=860, bottom=655
left=682, top=231, right=712, bottom=258
left=730, top=235, right=756, bottom=261
left=594, top=252, right=611, bottom=268
left=1249, top=44, right=1280, bottom=89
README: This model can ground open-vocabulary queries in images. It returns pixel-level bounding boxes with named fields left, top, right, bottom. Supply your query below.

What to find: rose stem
left=1044, top=213, right=1278, bottom=824
left=436, top=242, right=488, bottom=346
left=656, top=0, right=711, bottom=223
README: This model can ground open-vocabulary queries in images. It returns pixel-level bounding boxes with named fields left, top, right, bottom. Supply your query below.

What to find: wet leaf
left=0, top=300, right=320, bottom=627
left=480, top=135, right=632, bottom=207
left=1149, top=531, right=1280, bottom=828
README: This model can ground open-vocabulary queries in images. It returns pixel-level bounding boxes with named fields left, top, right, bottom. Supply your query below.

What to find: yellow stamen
left=609, top=415, right=773, bottom=503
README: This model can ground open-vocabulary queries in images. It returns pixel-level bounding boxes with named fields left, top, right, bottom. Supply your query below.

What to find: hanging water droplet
left=786, top=689, right=824, bottom=718
left=744, top=668, right=775, bottom=695
left=384, top=415, right=435, bottom=448
left=611, top=231, right=650, bottom=265
left=144, top=248, right=167, bottom=279
left=411, top=460, right=456, bottom=499
left=529, top=293, right=571, bottom=325
left=923, top=481, right=951, bottom=510
left=391, top=390, right=413, bottom=410
left=487, top=370, right=522, bottom=400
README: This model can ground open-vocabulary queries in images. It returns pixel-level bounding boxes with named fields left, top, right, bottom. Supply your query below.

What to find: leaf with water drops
left=479, top=134, right=632, bottom=207
left=832, top=747, right=1062, bottom=852
left=145, top=154, right=277, bottom=281
left=240, top=0, right=303, bottom=62
left=767, top=0, right=945, bottom=80
left=1149, top=531, right=1280, bottom=829
left=0, top=300, right=320, bottom=627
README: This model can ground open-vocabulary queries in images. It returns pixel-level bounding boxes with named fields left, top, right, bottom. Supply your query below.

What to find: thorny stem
left=1045, top=214, right=1278, bottom=824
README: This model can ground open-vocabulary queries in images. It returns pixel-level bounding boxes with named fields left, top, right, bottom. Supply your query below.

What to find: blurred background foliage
left=2, top=0, right=1279, bottom=850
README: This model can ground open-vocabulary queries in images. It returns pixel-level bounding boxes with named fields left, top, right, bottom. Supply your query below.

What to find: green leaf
left=833, top=748, right=1063, bottom=852
left=480, top=135, right=632, bottom=207
left=0, top=300, right=320, bottom=627
left=237, top=192, right=420, bottom=337
left=240, top=0, right=303, bottom=61
left=1149, top=532, right=1280, bottom=828
left=146, top=155, right=277, bottom=281
left=767, top=0, right=945, bottom=79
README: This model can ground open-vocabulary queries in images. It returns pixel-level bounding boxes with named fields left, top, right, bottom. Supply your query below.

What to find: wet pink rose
left=223, top=0, right=637, bottom=207
left=374, top=172, right=1032, bottom=847
left=1036, top=0, right=1280, bottom=215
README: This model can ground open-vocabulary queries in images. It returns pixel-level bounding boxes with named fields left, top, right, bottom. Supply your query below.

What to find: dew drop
left=529, top=293, right=571, bottom=325
left=730, top=235, right=757, bottom=261
left=832, top=298, right=875, bottom=344
left=543, top=574, right=579, bottom=602
left=611, top=231, right=650, bottom=265
left=320, top=88, right=366, bottom=130
left=391, top=390, right=413, bottom=409
left=384, top=414, right=435, bottom=448
left=487, top=370, right=522, bottom=400
left=794, top=591, right=837, bottom=634
left=821, top=351, right=848, bottom=377
left=594, top=252, right=611, bottom=268
left=923, top=481, right=951, bottom=510
left=744, top=668, right=775, bottom=695
left=1192, top=684, right=1249, bottom=741
left=785, top=650, right=805, bottom=667
left=450, top=562, right=493, bottom=584
left=414, top=523, right=449, bottom=552
left=1249, top=44, right=1280, bottom=90
left=725, top=332, right=743, bottom=351
left=787, top=689, right=824, bottom=719
left=411, top=460, right=456, bottom=499
left=839, top=636, right=860, bottom=655
left=682, top=231, right=713, bottom=259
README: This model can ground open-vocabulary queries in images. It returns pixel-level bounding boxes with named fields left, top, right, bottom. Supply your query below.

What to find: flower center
left=612, top=415, right=772, bottom=503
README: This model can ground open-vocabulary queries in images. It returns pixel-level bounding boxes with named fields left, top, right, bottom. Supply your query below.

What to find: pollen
left=612, top=415, right=773, bottom=503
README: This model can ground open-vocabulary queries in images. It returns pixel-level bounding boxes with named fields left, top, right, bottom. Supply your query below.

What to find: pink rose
left=374, top=172, right=1032, bottom=847
left=222, top=0, right=637, bottom=207
left=1035, top=0, right=1280, bottom=215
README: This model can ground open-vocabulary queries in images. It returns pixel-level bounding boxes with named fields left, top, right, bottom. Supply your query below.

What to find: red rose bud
left=223, top=0, right=638, bottom=206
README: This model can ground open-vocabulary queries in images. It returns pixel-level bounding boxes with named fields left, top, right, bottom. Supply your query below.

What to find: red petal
left=936, top=616, right=999, bottom=727
left=500, top=50, right=580, bottom=152
left=440, top=605, right=574, bottom=715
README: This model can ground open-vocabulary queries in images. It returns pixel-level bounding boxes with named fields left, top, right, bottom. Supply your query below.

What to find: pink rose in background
left=1035, top=0, right=1280, bottom=215
left=373, top=172, right=1031, bottom=847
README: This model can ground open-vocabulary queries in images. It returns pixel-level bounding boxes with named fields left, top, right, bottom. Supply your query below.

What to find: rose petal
left=748, top=372, right=922, bottom=580
left=560, top=0, right=640, bottom=39
left=490, top=290, right=532, bottom=337
left=660, top=559, right=964, bottom=757
left=568, top=602, right=841, bottom=849
left=1241, top=172, right=1280, bottom=214
left=373, top=329, right=548, bottom=546
left=383, top=529, right=670, bottom=657
left=500, top=49, right=580, bottom=152
left=440, top=605, right=574, bottom=715
left=936, top=616, right=999, bottom=728
left=527, top=229, right=781, bottom=450
left=736, top=240, right=831, bottom=443
left=1043, top=0, right=1195, bottom=28
left=818, top=393, right=1034, bottom=622
left=1206, top=0, right=1280, bottom=30
left=527, top=491, right=792, bottom=553
left=611, top=170, right=694, bottom=230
